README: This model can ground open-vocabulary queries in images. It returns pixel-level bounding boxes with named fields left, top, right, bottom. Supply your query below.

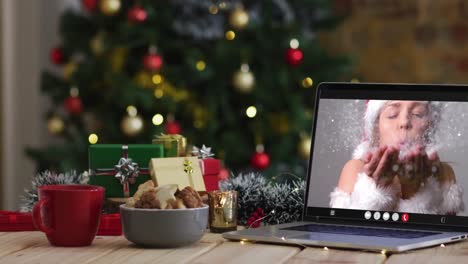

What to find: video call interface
left=307, top=99, right=468, bottom=217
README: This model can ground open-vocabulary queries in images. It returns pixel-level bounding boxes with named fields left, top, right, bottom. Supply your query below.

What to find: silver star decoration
left=192, top=145, right=214, bottom=159
left=114, top=157, right=139, bottom=184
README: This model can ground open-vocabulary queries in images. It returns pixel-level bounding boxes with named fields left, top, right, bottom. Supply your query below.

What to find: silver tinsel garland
left=219, top=172, right=305, bottom=226
left=19, top=170, right=89, bottom=212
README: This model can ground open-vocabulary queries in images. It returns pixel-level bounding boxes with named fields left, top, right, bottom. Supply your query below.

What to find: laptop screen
left=306, top=83, right=468, bottom=227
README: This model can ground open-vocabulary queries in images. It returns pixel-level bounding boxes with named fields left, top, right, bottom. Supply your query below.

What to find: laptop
left=223, top=82, right=468, bottom=253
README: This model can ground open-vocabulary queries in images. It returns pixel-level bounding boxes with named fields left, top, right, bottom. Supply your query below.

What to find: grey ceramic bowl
left=120, top=204, right=209, bottom=248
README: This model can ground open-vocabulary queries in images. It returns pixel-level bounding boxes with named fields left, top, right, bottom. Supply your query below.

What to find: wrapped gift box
left=199, top=158, right=221, bottom=191
left=0, top=211, right=36, bottom=231
left=89, top=144, right=164, bottom=198
left=97, top=214, right=122, bottom=236
left=149, top=157, right=206, bottom=192
left=152, top=134, right=187, bottom=157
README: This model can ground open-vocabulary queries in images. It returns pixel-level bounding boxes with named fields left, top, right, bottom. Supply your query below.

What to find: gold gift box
left=149, top=157, right=206, bottom=192
left=152, top=133, right=187, bottom=157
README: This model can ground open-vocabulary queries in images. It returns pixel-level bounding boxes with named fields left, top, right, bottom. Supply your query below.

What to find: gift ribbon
left=92, top=145, right=148, bottom=197
left=198, top=159, right=205, bottom=175
left=183, top=158, right=195, bottom=188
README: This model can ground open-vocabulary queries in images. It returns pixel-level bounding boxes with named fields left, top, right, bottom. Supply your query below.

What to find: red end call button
left=402, top=213, right=409, bottom=222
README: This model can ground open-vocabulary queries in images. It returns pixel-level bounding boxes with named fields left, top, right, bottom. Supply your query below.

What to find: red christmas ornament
left=82, top=0, right=98, bottom=12
left=128, top=6, right=147, bottom=23
left=164, top=121, right=181, bottom=134
left=50, top=47, right=65, bottom=65
left=285, top=48, right=303, bottom=66
left=64, top=96, right=83, bottom=115
left=251, top=151, right=270, bottom=170
left=143, top=53, right=163, bottom=71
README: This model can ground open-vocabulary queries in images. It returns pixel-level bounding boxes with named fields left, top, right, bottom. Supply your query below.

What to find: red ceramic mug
left=33, top=185, right=105, bottom=247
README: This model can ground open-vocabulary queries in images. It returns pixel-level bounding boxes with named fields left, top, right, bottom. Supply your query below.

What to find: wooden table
left=0, top=231, right=467, bottom=263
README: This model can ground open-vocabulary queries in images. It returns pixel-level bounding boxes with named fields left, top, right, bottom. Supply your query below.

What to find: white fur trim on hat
left=364, top=100, right=387, bottom=142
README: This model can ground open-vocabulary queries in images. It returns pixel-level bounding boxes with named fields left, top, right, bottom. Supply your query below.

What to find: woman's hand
left=399, top=145, right=441, bottom=185
left=363, top=146, right=400, bottom=187
left=398, top=145, right=441, bottom=199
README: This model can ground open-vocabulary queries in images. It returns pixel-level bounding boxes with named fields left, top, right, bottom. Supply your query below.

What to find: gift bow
left=93, top=145, right=147, bottom=197
left=114, top=157, right=139, bottom=185
left=191, top=145, right=214, bottom=159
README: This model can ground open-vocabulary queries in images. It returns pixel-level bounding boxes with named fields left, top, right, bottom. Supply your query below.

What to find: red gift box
left=199, top=159, right=221, bottom=191
left=97, top=213, right=122, bottom=236
left=0, top=211, right=36, bottom=231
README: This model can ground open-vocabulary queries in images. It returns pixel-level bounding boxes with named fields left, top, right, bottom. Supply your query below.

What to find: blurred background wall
left=325, top=0, right=468, bottom=83
left=1, top=0, right=72, bottom=210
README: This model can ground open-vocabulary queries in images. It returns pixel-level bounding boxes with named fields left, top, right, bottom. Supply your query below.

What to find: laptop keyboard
left=282, top=224, right=440, bottom=239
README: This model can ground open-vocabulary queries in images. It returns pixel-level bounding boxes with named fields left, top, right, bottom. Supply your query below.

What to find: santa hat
left=353, top=100, right=442, bottom=160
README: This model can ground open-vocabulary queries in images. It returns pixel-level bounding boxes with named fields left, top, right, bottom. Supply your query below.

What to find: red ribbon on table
left=0, top=211, right=18, bottom=223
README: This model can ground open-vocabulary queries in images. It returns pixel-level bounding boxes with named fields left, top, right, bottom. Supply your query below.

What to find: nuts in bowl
left=120, top=181, right=208, bottom=247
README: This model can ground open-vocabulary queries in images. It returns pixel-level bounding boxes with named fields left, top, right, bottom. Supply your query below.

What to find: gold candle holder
left=208, top=190, right=238, bottom=233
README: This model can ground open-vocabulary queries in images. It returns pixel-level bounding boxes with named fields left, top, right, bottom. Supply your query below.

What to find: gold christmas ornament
left=232, top=63, right=255, bottom=93
left=225, top=30, right=236, bottom=40
left=152, top=74, right=163, bottom=85
left=47, top=116, right=65, bottom=135
left=121, top=114, right=144, bottom=136
left=100, top=0, right=121, bottom=16
left=63, top=62, right=77, bottom=80
left=298, top=136, right=312, bottom=159
left=154, top=88, right=164, bottom=98
left=229, top=8, right=249, bottom=30
left=302, top=77, right=313, bottom=88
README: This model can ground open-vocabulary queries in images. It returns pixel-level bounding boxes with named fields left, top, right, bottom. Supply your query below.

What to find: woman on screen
left=330, top=100, right=464, bottom=215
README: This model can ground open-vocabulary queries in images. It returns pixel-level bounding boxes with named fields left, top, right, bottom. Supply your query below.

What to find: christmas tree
left=27, top=0, right=349, bottom=177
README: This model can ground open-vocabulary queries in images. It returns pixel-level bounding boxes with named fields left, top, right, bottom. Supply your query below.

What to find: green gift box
left=88, top=144, right=164, bottom=198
